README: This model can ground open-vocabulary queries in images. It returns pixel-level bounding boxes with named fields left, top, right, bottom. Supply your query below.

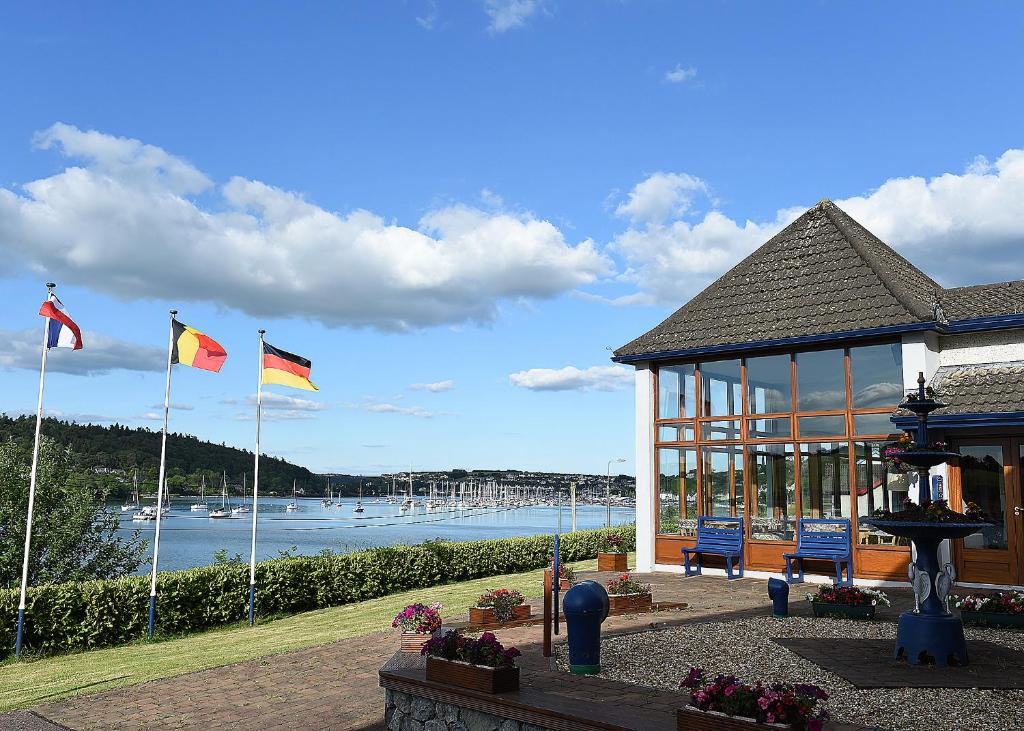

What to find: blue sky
left=1, top=2, right=1023, bottom=475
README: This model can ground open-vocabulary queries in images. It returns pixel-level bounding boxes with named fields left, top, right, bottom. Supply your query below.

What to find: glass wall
left=654, top=341, right=906, bottom=545
left=854, top=442, right=910, bottom=545
left=959, top=445, right=1008, bottom=550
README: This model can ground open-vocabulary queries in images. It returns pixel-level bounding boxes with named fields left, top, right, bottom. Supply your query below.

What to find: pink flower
left=758, top=697, right=771, bottom=710
left=765, top=713, right=775, bottom=723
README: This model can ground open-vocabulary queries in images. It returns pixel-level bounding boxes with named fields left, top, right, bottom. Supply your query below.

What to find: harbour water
left=116, top=497, right=635, bottom=573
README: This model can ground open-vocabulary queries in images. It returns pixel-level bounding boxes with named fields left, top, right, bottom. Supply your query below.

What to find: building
left=614, top=200, right=1024, bottom=587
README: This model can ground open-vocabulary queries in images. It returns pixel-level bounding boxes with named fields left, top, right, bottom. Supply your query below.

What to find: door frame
left=948, top=437, right=1023, bottom=586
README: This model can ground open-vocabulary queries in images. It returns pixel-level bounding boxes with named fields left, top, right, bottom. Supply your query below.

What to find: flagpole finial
left=169, top=309, right=178, bottom=316
left=46, top=282, right=56, bottom=289
left=258, top=329, right=266, bottom=335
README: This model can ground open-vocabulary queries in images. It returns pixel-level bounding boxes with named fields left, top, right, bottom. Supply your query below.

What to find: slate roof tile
left=930, top=362, right=1024, bottom=415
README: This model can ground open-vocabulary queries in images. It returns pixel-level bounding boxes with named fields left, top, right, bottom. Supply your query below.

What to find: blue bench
left=681, top=516, right=744, bottom=580
left=784, top=518, right=853, bottom=586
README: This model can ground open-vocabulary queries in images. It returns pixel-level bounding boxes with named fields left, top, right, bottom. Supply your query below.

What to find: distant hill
left=0, top=414, right=319, bottom=498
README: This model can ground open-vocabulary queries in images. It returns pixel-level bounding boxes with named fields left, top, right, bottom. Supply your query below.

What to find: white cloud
left=0, top=328, right=166, bottom=375
left=365, top=403, right=434, bottom=418
left=612, top=150, right=1024, bottom=306
left=509, top=365, right=634, bottom=392
left=664, top=64, right=697, bottom=84
left=484, top=0, right=545, bottom=33
left=416, top=0, right=439, bottom=30
left=252, top=392, right=325, bottom=411
left=0, top=124, right=610, bottom=331
left=614, top=172, right=711, bottom=225
left=151, top=402, right=194, bottom=411
left=409, top=379, right=454, bottom=392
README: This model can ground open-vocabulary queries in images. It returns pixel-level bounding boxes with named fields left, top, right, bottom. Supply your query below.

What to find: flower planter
left=555, top=578, right=571, bottom=591
left=399, top=631, right=431, bottom=653
left=811, top=601, right=875, bottom=620
left=677, top=706, right=791, bottom=731
left=598, top=552, right=628, bottom=572
left=425, top=656, right=520, bottom=694
left=469, top=604, right=532, bottom=625
left=608, top=592, right=652, bottom=613
left=960, top=610, right=1024, bottom=628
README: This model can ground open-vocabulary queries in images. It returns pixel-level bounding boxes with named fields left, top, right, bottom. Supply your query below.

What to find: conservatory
left=614, top=199, right=1024, bottom=586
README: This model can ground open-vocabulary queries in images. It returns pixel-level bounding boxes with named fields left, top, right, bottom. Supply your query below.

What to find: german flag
left=171, top=319, right=227, bottom=372
left=262, top=341, right=318, bottom=391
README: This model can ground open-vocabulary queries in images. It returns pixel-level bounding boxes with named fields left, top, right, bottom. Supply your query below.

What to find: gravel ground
left=555, top=617, right=1024, bottom=731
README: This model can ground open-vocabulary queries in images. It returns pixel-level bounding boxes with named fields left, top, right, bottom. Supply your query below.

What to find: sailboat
left=232, top=472, right=251, bottom=516
left=122, top=469, right=140, bottom=512
left=191, top=474, right=209, bottom=512
left=353, top=481, right=364, bottom=513
left=321, top=477, right=333, bottom=508
left=209, top=471, right=232, bottom=518
left=286, top=479, right=298, bottom=512
left=133, top=476, right=169, bottom=521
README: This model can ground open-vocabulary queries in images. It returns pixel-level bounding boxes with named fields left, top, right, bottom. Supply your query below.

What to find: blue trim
left=946, top=314, right=1024, bottom=333
left=248, top=584, right=256, bottom=626
left=893, top=411, right=1024, bottom=430
left=612, top=322, right=937, bottom=364
left=147, top=595, right=156, bottom=640
left=15, top=607, right=25, bottom=658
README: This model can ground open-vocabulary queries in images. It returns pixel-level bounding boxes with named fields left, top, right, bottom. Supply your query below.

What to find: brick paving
left=1, top=573, right=914, bottom=731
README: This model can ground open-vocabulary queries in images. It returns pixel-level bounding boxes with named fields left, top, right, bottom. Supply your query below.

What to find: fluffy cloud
left=484, top=0, right=545, bottom=32
left=509, top=365, right=634, bottom=392
left=664, top=64, right=697, bottom=84
left=613, top=150, right=1024, bottom=306
left=0, top=328, right=166, bottom=375
left=0, top=124, right=609, bottom=331
left=365, top=403, right=434, bottom=418
left=409, top=379, right=454, bottom=392
left=226, top=392, right=326, bottom=421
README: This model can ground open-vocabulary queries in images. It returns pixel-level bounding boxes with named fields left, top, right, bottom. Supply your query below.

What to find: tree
left=0, top=437, right=148, bottom=588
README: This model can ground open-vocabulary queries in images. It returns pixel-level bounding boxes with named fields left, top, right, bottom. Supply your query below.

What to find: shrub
left=422, top=629, right=520, bottom=669
left=0, top=524, right=633, bottom=658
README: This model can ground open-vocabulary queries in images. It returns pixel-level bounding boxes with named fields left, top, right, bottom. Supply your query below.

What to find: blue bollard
left=563, top=580, right=609, bottom=675
left=768, top=577, right=789, bottom=617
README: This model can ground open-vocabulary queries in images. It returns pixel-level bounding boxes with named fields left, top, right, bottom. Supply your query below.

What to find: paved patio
left=0, top=573, right=914, bottom=731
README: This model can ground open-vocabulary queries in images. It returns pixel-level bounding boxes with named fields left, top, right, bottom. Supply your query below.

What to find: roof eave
left=892, top=411, right=1024, bottom=430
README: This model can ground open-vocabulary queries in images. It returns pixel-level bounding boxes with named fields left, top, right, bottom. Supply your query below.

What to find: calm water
left=116, top=497, right=635, bottom=573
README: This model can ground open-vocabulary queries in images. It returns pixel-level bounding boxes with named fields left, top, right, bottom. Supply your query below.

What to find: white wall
left=633, top=364, right=656, bottom=572
left=937, top=329, right=1024, bottom=366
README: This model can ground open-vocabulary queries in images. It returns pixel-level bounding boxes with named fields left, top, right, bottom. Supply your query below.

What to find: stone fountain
left=861, top=372, right=990, bottom=666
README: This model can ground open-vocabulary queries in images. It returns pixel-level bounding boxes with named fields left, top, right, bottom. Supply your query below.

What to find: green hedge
left=1, top=525, right=634, bottom=659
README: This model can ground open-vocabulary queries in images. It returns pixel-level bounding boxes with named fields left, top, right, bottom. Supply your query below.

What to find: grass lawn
left=0, top=554, right=630, bottom=712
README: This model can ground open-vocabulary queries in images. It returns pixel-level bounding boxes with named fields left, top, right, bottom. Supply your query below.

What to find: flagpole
left=15, top=282, right=56, bottom=658
left=147, top=309, right=177, bottom=640
left=248, top=329, right=266, bottom=625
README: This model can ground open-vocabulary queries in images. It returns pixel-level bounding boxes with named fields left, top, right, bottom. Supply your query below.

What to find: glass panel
left=658, top=364, right=696, bottom=419
left=658, top=423, right=695, bottom=442
left=800, top=442, right=851, bottom=520
left=850, top=343, right=904, bottom=408
left=700, top=419, right=741, bottom=441
left=748, top=417, right=792, bottom=439
left=960, top=445, right=1007, bottom=550
left=854, top=442, right=910, bottom=546
left=748, top=443, right=795, bottom=540
left=700, top=359, right=742, bottom=416
left=658, top=447, right=698, bottom=535
left=745, top=354, right=792, bottom=414
left=853, top=412, right=897, bottom=436
left=701, top=445, right=744, bottom=517
left=798, top=415, right=847, bottom=438
left=796, top=349, right=847, bottom=411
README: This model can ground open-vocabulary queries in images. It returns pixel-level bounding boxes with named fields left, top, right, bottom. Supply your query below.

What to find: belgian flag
left=171, top=319, right=227, bottom=372
left=262, top=341, right=318, bottom=391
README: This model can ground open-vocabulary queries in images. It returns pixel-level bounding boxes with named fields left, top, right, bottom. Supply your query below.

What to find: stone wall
left=384, top=689, right=554, bottom=731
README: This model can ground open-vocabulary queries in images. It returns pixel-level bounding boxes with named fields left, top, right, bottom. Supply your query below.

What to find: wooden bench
left=784, top=518, right=853, bottom=586
left=681, top=516, right=744, bottom=580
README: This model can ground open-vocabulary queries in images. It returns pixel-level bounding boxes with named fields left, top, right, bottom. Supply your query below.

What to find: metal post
left=15, top=283, right=56, bottom=658
left=570, top=481, right=577, bottom=532
left=248, top=330, right=266, bottom=625
left=148, top=309, right=177, bottom=640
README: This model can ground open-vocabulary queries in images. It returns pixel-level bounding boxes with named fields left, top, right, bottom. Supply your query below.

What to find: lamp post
left=606, top=458, right=626, bottom=528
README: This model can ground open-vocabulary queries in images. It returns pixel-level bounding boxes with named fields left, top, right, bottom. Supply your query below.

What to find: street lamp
left=606, top=458, right=626, bottom=527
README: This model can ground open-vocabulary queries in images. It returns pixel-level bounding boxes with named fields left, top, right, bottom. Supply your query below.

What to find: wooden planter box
left=469, top=604, right=532, bottom=625
left=677, top=706, right=791, bottom=731
left=598, top=552, right=628, bottom=572
left=399, top=631, right=431, bottom=653
left=810, top=601, right=875, bottom=620
left=609, top=592, right=652, bottom=613
left=960, top=610, right=1024, bottom=628
left=425, top=655, right=520, bottom=694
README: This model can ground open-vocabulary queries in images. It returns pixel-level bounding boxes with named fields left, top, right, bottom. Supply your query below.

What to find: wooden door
left=950, top=439, right=1023, bottom=586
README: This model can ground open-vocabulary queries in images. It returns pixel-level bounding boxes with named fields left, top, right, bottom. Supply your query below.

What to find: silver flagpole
left=247, top=329, right=265, bottom=625
left=15, top=282, right=56, bottom=658
left=147, top=309, right=177, bottom=640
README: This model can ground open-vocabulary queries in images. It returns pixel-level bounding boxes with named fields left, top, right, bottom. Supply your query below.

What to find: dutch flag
left=38, top=296, right=84, bottom=350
